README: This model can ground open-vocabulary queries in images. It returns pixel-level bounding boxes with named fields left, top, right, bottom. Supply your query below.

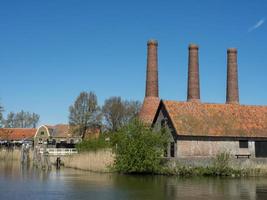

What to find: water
left=1, top=162, right=267, bottom=200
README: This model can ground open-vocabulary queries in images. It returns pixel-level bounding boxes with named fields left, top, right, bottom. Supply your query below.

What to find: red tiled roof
left=0, top=128, right=36, bottom=140
left=161, top=100, right=267, bottom=138
left=83, top=127, right=101, bottom=140
left=44, top=124, right=70, bottom=138
left=139, top=97, right=160, bottom=124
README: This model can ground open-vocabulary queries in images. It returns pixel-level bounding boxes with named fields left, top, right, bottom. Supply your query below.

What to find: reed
left=62, top=149, right=114, bottom=172
left=0, top=149, right=21, bottom=161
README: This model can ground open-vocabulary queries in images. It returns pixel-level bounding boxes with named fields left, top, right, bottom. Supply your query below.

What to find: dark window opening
left=239, top=140, right=248, bottom=148
left=161, top=119, right=166, bottom=127
left=170, top=142, right=175, bottom=157
left=40, top=131, right=45, bottom=135
left=255, top=141, right=267, bottom=157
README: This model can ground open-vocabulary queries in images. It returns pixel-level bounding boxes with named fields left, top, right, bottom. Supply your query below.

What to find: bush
left=161, top=152, right=242, bottom=177
left=111, top=119, right=168, bottom=174
left=211, top=152, right=234, bottom=176
left=76, top=134, right=110, bottom=152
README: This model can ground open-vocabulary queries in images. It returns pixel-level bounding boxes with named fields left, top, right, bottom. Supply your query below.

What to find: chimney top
left=147, top=39, right=158, bottom=46
left=189, top=44, right=199, bottom=50
left=227, top=48, right=237, bottom=53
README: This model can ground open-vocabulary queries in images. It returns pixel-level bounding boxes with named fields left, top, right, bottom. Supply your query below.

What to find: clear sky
left=0, top=0, right=267, bottom=125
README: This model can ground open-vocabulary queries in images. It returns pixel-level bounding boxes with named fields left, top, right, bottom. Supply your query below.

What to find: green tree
left=102, top=97, right=141, bottom=131
left=111, top=119, right=168, bottom=174
left=69, top=91, right=101, bottom=138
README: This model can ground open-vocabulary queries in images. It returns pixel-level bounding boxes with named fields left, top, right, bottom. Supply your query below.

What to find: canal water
left=1, top=162, right=267, bottom=200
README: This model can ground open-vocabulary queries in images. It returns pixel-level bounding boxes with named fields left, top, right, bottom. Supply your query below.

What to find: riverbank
left=161, top=158, right=267, bottom=177
left=3, top=148, right=267, bottom=177
left=59, top=150, right=267, bottom=177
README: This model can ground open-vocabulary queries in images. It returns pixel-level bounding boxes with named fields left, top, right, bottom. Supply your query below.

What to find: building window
left=40, top=131, right=45, bottom=135
left=161, top=119, right=166, bottom=127
left=239, top=140, right=248, bottom=148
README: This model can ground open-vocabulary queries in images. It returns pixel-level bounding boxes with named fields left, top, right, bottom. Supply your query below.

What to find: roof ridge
left=162, top=100, right=267, bottom=108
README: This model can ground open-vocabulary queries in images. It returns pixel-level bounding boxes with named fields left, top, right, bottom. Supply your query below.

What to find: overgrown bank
left=160, top=153, right=261, bottom=177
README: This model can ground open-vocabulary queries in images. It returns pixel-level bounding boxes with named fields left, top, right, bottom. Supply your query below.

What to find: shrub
left=111, top=119, right=168, bottom=174
left=76, top=134, right=110, bottom=152
left=211, top=151, right=233, bottom=176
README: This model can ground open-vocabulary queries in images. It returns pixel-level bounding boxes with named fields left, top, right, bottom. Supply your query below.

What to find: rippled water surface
left=1, top=162, right=267, bottom=200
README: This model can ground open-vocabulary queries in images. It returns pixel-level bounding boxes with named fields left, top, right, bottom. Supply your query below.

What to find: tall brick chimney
left=187, top=44, right=200, bottom=102
left=226, top=48, right=239, bottom=104
left=145, top=39, right=159, bottom=97
left=139, top=39, right=160, bottom=124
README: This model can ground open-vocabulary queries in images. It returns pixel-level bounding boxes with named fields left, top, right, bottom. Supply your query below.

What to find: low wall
left=59, top=149, right=114, bottom=172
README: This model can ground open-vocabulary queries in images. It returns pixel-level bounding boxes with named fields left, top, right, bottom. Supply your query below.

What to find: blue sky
left=0, top=0, right=267, bottom=125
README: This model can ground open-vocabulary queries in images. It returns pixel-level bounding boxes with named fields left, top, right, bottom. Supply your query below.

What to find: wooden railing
left=39, top=148, right=78, bottom=156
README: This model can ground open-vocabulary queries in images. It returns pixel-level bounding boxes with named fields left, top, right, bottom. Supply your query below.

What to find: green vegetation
left=76, top=134, right=110, bottom=152
left=161, top=152, right=247, bottom=177
left=161, top=165, right=243, bottom=177
left=111, top=119, right=168, bottom=174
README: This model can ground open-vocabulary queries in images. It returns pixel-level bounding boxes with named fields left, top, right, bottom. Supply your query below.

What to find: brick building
left=140, top=40, right=267, bottom=158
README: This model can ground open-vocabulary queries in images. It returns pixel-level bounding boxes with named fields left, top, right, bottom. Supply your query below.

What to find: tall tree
left=4, top=110, right=40, bottom=128
left=4, top=112, right=15, bottom=128
left=0, top=104, right=4, bottom=128
left=30, top=113, right=40, bottom=128
left=102, top=97, right=141, bottom=131
left=69, top=91, right=101, bottom=138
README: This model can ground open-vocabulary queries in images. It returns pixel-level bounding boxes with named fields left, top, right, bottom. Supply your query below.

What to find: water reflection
left=1, top=162, right=267, bottom=200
